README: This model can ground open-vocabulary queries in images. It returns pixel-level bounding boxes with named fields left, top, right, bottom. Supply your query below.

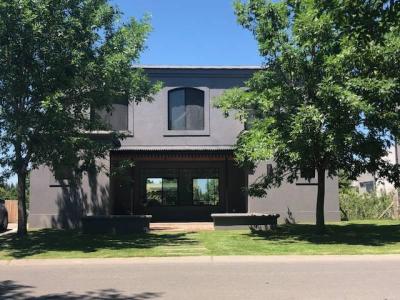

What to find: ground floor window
left=145, top=178, right=178, bottom=206
left=193, top=178, right=219, bottom=205
left=143, top=168, right=220, bottom=207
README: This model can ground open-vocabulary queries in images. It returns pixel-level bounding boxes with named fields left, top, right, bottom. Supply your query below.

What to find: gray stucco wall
left=248, top=161, right=340, bottom=223
left=122, top=68, right=251, bottom=148
left=28, top=67, right=340, bottom=228
left=29, top=157, right=110, bottom=229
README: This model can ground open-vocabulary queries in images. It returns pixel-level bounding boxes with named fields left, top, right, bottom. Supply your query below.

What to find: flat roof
left=133, top=65, right=262, bottom=70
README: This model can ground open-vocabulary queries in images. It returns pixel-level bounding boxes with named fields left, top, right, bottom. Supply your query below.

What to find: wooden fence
left=5, top=200, right=18, bottom=223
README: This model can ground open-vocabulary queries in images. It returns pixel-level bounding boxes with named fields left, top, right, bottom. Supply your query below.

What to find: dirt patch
left=150, top=222, right=214, bottom=232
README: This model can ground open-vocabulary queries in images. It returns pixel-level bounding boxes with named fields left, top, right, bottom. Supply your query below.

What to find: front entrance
left=111, top=150, right=247, bottom=221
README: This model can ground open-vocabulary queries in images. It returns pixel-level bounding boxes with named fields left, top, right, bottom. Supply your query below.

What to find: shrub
left=0, top=184, right=17, bottom=200
left=339, top=188, right=393, bottom=220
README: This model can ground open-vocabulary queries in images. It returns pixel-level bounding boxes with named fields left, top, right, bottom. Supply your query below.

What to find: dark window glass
left=95, top=98, right=129, bottom=131
left=145, top=178, right=178, bottom=206
left=168, top=89, right=186, bottom=130
left=185, top=88, right=204, bottom=130
left=193, top=178, right=219, bottom=206
left=168, top=88, right=204, bottom=130
left=360, top=181, right=375, bottom=193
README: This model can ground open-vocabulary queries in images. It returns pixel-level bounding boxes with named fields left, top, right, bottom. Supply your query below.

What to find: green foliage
left=0, top=183, right=17, bottom=200
left=339, top=188, right=393, bottom=220
left=338, top=170, right=353, bottom=189
left=110, top=159, right=135, bottom=177
left=0, top=0, right=160, bottom=234
left=215, top=0, right=400, bottom=227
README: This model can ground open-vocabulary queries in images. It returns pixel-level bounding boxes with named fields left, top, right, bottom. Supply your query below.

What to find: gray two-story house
left=29, top=66, right=340, bottom=228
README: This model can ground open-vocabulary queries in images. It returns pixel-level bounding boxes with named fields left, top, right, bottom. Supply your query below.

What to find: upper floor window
left=168, top=88, right=204, bottom=130
left=360, top=180, right=375, bottom=193
left=97, top=98, right=128, bottom=131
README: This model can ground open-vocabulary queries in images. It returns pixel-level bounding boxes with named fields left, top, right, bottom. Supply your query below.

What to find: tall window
left=168, top=88, right=204, bottom=130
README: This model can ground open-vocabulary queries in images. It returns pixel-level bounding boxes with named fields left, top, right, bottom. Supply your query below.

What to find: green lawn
left=1, top=220, right=400, bottom=259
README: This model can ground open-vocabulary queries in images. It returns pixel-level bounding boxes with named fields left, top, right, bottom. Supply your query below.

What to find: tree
left=216, top=0, right=400, bottom=232
left=0, top=0, right=160, bottom=236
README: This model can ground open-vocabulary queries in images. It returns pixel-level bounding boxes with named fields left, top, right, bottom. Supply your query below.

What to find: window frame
left=168, top=88, right=205, bottom=131
left=89, top=100, right=134, bottom=136
left=360, top=180, right=375, bottom=193
left=296, top=168, right=319, bottom=186
left=163, top=86, right=210, bottom=136
left=144, top=177, right=179, bottom=207
left=192, top=177, right=220, bottom=206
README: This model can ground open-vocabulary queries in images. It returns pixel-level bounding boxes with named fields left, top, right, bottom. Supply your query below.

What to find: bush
left=0, top=184, right=17, bottom=200
left=339, top=188, right=393, bottom=220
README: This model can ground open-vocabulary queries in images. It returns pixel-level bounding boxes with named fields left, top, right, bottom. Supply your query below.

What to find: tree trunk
left=316, top=168, right=326, bottom=233
left=17, top=171, right=28, bottom=236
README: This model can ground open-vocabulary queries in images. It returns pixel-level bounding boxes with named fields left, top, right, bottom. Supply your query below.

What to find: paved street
left=1, top=255, right=400, bottom=299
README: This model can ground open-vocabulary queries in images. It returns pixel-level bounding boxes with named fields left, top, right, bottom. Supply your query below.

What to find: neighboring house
left=29, top=66, right=340, bottom=229
left=351, top=145, right=398, bottom=196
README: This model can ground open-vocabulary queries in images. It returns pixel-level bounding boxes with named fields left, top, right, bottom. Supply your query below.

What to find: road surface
left=1, top=255, right=399, bottom=299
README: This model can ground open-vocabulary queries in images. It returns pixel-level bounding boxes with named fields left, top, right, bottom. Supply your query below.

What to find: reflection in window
left=145, top=178, right=178, bottom=206
left=168, top=88, right=204, bottom=130
left=193, top=178, right=219, bottom=206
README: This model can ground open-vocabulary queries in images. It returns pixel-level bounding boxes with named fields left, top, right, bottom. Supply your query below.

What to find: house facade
left=29, top=66, right=340, bottom=228
left=351, top=145, right=399, bottom=195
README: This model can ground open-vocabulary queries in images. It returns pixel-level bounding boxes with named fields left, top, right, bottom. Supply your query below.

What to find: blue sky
left=110, top=0, right=262, bottom=65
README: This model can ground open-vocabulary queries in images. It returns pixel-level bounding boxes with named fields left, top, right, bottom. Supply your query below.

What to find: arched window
left=168, top=88, right=204, bottom=130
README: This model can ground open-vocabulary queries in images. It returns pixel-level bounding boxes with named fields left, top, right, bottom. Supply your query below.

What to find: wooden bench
left=81, top=215, right=152, bottom=234
left=211, top=213, right=280, bottom=230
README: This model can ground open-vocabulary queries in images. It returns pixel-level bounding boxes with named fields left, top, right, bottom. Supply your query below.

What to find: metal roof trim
left=112, top=146, right=235, bottom=151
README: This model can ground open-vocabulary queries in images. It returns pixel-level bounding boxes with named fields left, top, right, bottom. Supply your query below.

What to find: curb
left=1, top=254, right=400, bottom=267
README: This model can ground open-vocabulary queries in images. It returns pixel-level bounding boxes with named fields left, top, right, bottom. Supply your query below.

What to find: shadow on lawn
left=0, top=280, right=163, bottom=299
left=0, top=229, right=198, bottom=259
left=247, top=222, right=400, bottom=246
